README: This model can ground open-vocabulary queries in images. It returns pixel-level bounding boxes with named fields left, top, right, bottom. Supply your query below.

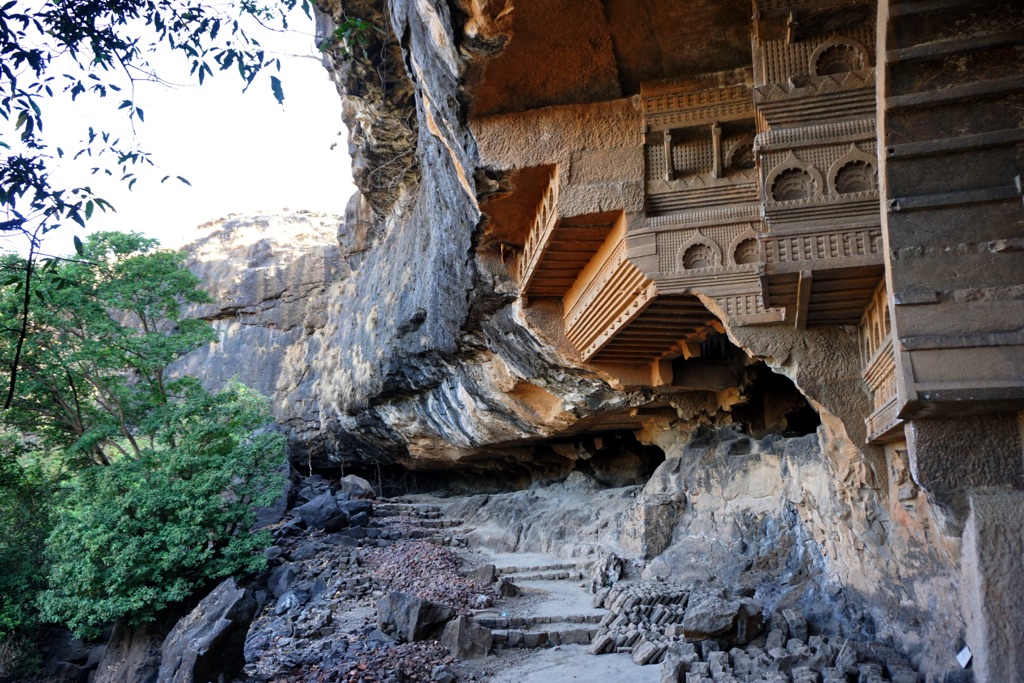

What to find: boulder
left=294, top=492, right=348, bottom=532
left=498, top=578, right=521, bottom=597
left=274, top=590, right=309, bottom=616
left=440, top=616, right=493, bottom=660
left=158, top=577, right=257, bottom=683
left=590, top=552, right=625, bottom=593
left=35, top=627, right=105, bottom=683
left=732, top=598, right=765, bottom=645
left=338, top=498, right=373, bottom=517
left=376, top=592, right=454, bottom=642
left=267, top=563, right=296, bottom=598
left=431, top=664, right=457, bottom=683
left=661, top=655, right=685, bottom=683
left=467, top=563, right=497, bottom=584
left=782, top=608, right=808, bottom=642
left=338, top=474, right=376, bottom=499
left=682, top=590, right=740, bottom=639
left=93, top=618, right=174, bottom=683
left=294, top=474, right=330, bottom=505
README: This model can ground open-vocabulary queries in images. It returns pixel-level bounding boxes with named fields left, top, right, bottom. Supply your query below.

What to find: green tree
left=0, top=438, right=51, bottom=640
left=37, top=380, right=284, bottom=638
left=0, top=231, right=216, bottom=464
left=0, top=232, right=286, bottom=640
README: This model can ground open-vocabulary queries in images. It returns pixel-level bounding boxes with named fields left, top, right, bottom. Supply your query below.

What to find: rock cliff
left=176, top=0, right=1024, bottom=679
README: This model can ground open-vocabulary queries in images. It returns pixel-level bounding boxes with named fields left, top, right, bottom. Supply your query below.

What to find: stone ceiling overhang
left=464, top=0, right=753, bottom=118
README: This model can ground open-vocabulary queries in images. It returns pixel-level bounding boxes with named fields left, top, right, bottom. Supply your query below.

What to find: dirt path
left=485, top=645, right=660, bottom=683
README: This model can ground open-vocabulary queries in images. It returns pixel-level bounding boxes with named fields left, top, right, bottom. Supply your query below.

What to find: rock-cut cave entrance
left=671, top=332, right=821, bottom=437
left=320, top=336, right=820, bottom=497
left=323, top=430, right=666, bottom=498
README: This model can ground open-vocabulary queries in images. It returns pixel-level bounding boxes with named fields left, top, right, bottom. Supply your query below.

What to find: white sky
left=6, top=6, right=352, bottom=255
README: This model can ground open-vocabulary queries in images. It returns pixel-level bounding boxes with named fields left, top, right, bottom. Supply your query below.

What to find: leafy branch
left=318, top=16, right=381, bottom=58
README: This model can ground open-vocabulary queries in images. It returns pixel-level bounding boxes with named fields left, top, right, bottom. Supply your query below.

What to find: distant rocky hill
left=172, top=211, right=345, bottom=455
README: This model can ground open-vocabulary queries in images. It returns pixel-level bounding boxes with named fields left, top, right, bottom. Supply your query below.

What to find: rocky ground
left=222, top=470, right=925, bottom=683
left=30, top=428, right=933, bottom=683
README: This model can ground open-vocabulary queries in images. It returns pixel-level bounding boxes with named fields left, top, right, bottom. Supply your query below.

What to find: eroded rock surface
left=158, top=578, right=257, bottom=683
left=166, top=0, right=1022, bottom=678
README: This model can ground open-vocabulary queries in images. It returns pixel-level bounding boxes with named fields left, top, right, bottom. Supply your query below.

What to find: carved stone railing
left=761, top=225, right=882, bottom=272
left=516, top=171, right=560, bottom=292
left=859, top=282, right=901, bottom=442
left=864, top=335, right=901, bottom=442
left=564, top=239, right=658, bottom=361
left=859, top=280, right=890, bottom=365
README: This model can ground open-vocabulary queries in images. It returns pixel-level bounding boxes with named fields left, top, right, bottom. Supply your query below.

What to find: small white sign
left=957, top=645, right=972, bottom=668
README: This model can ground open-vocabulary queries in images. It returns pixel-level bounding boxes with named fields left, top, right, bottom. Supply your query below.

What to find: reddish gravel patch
left=364, top=541, right=490, bottom=614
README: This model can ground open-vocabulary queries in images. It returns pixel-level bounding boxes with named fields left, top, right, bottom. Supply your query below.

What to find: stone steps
left=491, top=624, right=600, bottom=649
left=374, top=503, right=444, bottom=519
left=495, top=562, right=588, bottom=583
left=368, top=533, right=470, bottom=548
left=496, top=562, right=581, bottom=575
left=500, top=569, right=587, bottom=582
left=476, top=613, right=604, bottom=629
left=367, top=518, right=464, bottom=530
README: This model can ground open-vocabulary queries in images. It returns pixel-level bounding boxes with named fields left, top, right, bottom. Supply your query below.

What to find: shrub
left=37, top=382, right=286, bottom=639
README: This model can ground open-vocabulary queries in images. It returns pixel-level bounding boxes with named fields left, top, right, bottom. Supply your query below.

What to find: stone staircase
left=471, top=556, right=608, bottom=651
left=481, top=613, right=603, bottom=649
left=370, top=501, right=471, bottom=547
left=495, top=562, right=587, bottom=583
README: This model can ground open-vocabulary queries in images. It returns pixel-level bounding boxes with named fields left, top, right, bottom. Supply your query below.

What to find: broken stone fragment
left=590, top=551, right=625, bottom=592
left=430, top=664, right=456, bottom=683
left=440, top=616, right=492, bottom=660
left=274, top=590, right=308, bottom=616
left=337, top=498, right=374, bottom=517
left=731, top=598, right=765, bottom=645
left=339, top=474, right=376, bottom=499
left=158, top=577, right=257, bottom=683
left=631, top=638, right=665, bottom=665
left=294, top=492, right=349, bottom=532
left=589, top=633, right=615, bottom=654
left=466, top=563, right=497, bottom=584
left=782, top=608, right=808, bottom=641
left=267, top=563, right=296, bottom=599
left=683, top=590, right=740, bottom=639
left=660, top=655, right=686, bottom=683
left=376, top=591, right=455, bottom=642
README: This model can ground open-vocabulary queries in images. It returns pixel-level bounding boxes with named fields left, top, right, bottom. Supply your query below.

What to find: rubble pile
left=581, top=581, right=919, bottom=682
left=279, top=641, right=453, bottom=683
left=364, top=542, right=489, bottom=613
left=241, top=488, right=476, bottom=682
left=654, top=636, right=920, bottom=683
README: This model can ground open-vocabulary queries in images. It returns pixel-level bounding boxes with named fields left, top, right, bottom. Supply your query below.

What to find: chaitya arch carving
left=725, top=136, right=756, bottom=172
left=809, top=36, right=869, bottom=77
left=728, top=229, right=761, bottom=266
left=765, top=153, right=822, bottom=203
left=828, top=145, right=878, bottom=195
left=675, top=234, right=723, bottom=271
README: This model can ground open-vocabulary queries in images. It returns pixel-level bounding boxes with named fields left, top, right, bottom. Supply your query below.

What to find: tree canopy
left=0, top=231, right=217, bottom=464
left=0, top=232, right=285, bottom=652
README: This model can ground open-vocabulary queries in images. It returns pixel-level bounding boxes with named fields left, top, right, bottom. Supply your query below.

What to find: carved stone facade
left=279, top=0, right=1024, bottom=678
left=466, top=1, right=1023, bottom=677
